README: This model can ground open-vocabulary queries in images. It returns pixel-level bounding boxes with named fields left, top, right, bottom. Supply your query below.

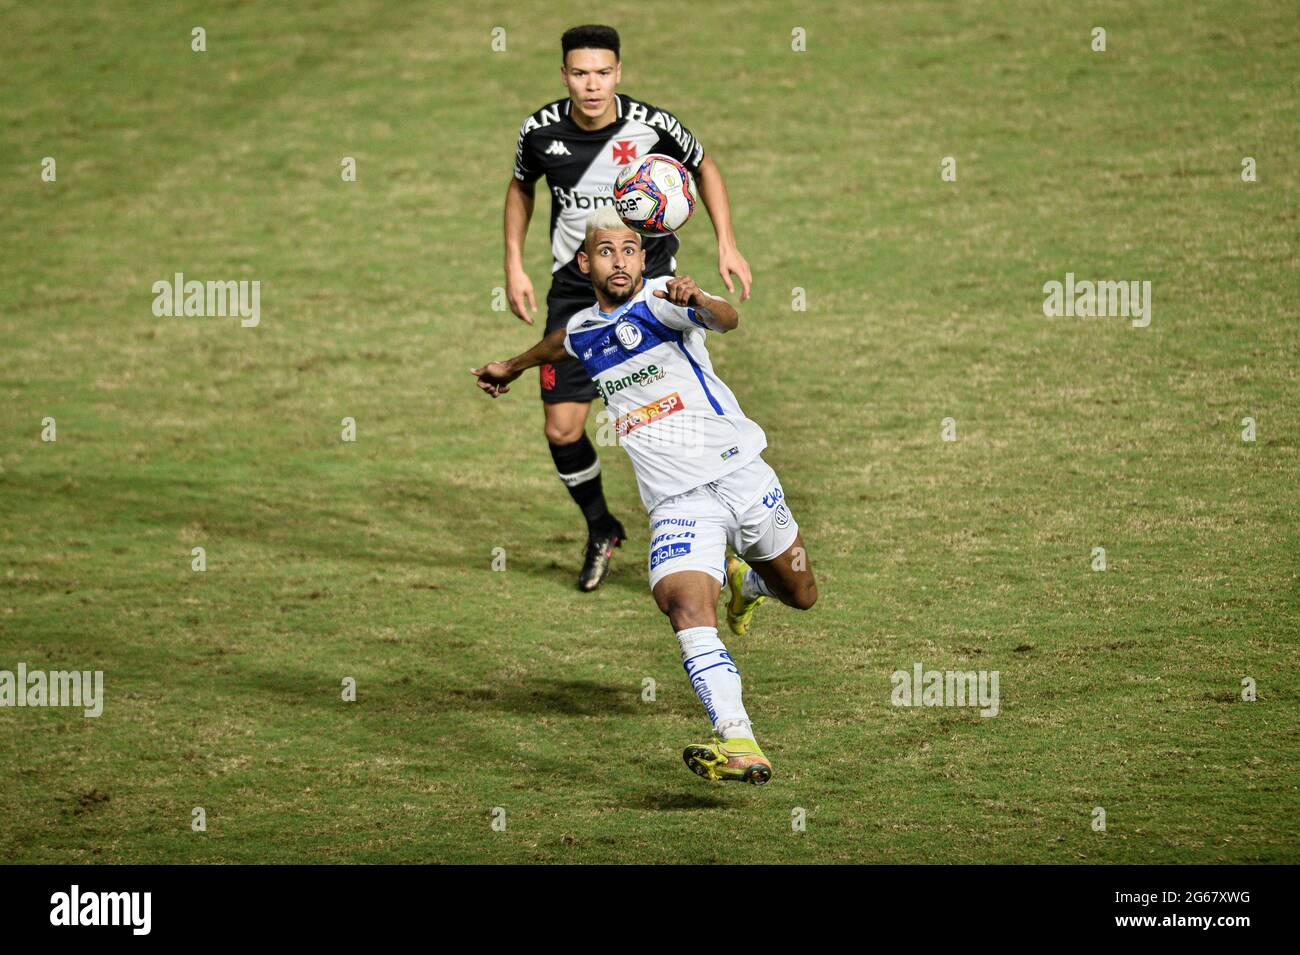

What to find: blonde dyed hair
left=584, top=206, right=640, bottom=254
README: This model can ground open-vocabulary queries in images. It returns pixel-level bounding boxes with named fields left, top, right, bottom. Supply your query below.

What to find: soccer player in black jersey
left=504, top=24, right=753, bottom=591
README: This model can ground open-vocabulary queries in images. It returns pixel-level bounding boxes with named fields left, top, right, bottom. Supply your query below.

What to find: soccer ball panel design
left=613, top=154, right=697, bottom=237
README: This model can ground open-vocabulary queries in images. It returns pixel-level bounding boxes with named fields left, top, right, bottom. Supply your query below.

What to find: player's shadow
left=506, top=546, right=646, bottom=597
left=487, top=678, right=640, bottom=717
left=1, top=470, right=444, bottom=570
left=618, top=789, right=730, bottom=811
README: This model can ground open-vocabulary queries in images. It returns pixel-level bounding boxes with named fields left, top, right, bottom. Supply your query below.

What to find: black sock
left=549, top=435, right=617, bottom=538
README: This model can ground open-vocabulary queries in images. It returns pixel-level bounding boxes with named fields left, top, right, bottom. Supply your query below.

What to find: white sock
left=741, top=568, right=775, bottom=602
left=677, top=626, right=754, bottom=741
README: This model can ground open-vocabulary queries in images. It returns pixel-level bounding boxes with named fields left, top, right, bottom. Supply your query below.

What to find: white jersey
left=563, top=275, right=767, bottom=510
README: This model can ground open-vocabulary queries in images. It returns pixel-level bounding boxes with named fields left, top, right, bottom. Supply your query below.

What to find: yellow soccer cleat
left=725, top=555, right=765, bottom=637
left=682, top=737, right=772, bottom=785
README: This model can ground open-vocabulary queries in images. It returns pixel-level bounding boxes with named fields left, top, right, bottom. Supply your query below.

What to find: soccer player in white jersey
left=505, top=24, right=753, bottom=594
left=471, top=207, right=818, bottom=785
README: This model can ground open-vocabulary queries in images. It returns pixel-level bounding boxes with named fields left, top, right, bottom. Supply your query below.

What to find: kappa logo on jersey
left=649, top=541, right=692, bottom=569
left=616, top=392, right=685, bottom=438
left=545, top=140, right=571, bottom=157
left=615, top=321, right=643, bottom=350
left=540, top=364, right=557, bottom=390
left=613, top=140, right=638, bottom=165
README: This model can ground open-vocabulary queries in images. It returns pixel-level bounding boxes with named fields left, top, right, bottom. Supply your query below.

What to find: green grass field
left=1, top=0, right=1296, bottom=863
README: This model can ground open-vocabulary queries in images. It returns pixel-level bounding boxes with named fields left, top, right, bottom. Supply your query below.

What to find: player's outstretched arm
left=694, top=155, right=753, bottom=302
left=470, top=328, right=573, bottom=398
left=653, top=275, right=739, bottom=332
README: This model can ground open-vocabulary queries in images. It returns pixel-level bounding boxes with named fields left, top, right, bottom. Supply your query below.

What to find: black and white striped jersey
left=513, top=93, right=706, bottom=292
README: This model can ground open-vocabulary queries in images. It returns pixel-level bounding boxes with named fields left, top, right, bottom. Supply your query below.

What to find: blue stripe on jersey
left=569, top=302, right=726, bottom=415
left=673, top=337, right=725, bottom=415
left=568, top=303, right=669, bottom=376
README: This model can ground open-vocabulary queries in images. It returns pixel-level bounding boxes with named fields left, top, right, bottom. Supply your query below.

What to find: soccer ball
left=612, top=154, right=697, bottom=237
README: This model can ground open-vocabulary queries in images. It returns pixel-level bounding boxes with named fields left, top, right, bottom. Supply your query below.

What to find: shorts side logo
left=650, top=541, right=692, bottom=570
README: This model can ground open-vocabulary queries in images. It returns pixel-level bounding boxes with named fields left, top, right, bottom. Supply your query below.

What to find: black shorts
left=539, top=271, right=675, bottom=404
left=540, top=283, right=599, bottom=404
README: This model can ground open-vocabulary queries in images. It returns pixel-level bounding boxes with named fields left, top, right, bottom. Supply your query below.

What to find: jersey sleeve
left=645, top=277, right=712, bottom=332
left=649, top=108, right=705, bottom=174
left=562, top=325, right=577, bottom=358
left=512, top=119, right=543, bottom=184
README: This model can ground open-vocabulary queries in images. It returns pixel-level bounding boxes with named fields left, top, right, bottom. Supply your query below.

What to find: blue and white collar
left=596, top=277, right=646, bottom=321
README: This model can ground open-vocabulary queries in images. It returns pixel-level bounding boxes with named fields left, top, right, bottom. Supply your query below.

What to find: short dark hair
left=562, top=25, right=620, bottom=63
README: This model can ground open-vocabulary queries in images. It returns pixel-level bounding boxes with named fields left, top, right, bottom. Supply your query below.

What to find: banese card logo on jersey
left=600, top=362, right=665, bottom=400
left=615, top=320, right=643, bottom=350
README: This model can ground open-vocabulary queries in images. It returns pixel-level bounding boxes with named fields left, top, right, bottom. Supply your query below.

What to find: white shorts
left=646, top=456, right=799, bottom=591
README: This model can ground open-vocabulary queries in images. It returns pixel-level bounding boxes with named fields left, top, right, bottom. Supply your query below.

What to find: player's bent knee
left=544, top=421, right=585, bottom=445
left=789, top=581, right=818, bottom=611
